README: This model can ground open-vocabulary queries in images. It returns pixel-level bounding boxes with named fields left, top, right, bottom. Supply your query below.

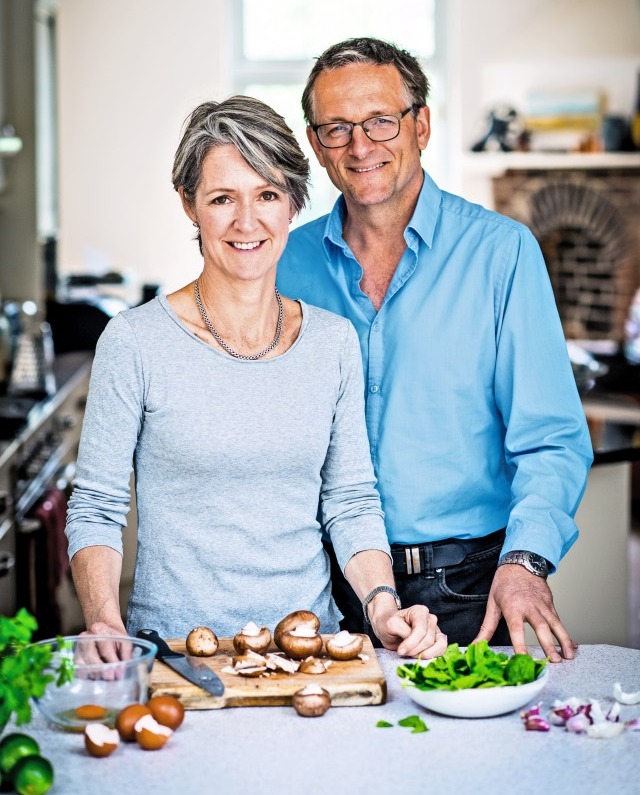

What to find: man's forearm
left=70, top=545, right=125, bottom=631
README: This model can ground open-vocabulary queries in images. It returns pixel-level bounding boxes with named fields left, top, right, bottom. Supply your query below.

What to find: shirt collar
left=321, top=169, right=441, bottom=256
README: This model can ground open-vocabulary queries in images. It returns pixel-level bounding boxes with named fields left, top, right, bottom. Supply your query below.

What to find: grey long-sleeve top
left=65, top=296, right=389, bottom=637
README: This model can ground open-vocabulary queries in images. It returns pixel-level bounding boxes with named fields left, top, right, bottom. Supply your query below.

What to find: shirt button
left=373, top=323, right=380, bottom=332
left=369, top=384, right=379, bottom=393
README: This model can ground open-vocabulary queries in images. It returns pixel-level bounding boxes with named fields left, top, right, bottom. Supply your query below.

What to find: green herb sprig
left=397, top=640, right=547, bottom=692
left=0, top=608, right=74, bottom=726
left=376, top=715, right=429, bottom=733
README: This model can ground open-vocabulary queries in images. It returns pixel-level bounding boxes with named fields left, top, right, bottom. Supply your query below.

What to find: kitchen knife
left=137, top=628, right=225, bottom=697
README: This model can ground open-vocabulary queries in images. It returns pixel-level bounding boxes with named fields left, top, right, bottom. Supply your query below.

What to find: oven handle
left=0, top=550, right=15, bottom=577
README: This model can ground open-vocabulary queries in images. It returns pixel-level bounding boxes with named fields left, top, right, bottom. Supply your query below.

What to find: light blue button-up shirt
left=277, top=171, right=593, bottom=570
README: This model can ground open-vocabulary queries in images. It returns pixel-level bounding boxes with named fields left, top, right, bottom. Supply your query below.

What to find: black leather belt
left=390, top=529, right=505, bottom=575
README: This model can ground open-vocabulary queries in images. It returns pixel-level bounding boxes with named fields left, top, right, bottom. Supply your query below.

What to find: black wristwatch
left=498, top=550, right=549, bottom=579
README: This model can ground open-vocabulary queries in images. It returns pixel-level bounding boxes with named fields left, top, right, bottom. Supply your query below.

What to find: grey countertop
left=12, top=644, right=640, bottom=795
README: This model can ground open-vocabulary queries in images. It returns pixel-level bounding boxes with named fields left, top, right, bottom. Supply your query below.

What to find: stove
left=0, top=352, right=92, bottom=620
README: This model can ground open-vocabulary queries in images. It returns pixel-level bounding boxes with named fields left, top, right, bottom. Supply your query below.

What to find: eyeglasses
left=312, top=105, right=419, bottom=149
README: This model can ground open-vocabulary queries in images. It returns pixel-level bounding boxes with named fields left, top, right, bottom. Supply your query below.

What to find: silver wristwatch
left=498, top=550, right=549, bottom=579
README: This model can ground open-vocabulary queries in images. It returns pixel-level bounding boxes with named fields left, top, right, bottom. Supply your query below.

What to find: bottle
left=631, top=70, right=640, bottom=150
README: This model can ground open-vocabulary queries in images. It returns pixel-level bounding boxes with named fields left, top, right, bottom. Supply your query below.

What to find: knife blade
left=137, top=628, right=225, bottom=697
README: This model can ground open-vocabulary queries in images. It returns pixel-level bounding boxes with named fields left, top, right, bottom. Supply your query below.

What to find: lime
left=0, top=733, right=40, bottom=777
left=12, top=755, right=54, bottom=795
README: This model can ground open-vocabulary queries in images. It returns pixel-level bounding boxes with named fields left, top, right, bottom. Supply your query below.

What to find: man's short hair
left=301, top=37, right=430, bottom=125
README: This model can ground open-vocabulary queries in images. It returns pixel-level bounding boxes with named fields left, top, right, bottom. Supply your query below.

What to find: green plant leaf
left=398, top=714, right=429, bottom=733
left=0, top=610, right=75, bottom=727
left=397, top=641, right=546, bottom=692
left=376, top=720, right=393, bottom=728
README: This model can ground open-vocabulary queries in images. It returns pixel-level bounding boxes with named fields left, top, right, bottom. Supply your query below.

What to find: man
left=277, top=37, right=593, bottom=662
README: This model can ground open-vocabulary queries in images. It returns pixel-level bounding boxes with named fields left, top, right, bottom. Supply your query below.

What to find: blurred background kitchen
left=1, top=0, right=639, bottom=648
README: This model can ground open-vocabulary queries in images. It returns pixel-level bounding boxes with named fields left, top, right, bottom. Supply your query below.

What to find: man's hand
left=472, top=564, right=577, bottom=662
left=369, top=599, right=448, bottom=658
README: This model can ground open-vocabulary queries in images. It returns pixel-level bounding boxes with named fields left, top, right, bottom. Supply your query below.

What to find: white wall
left=56, top=0, right=640, bottom=294
left=57, top=0, right=233, bottom=294
left=447, top=0, right=640, bottom=201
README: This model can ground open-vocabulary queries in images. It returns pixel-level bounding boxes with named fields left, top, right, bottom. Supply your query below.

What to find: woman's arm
left=66, top=313, right=144, bottom=634
left=322, top=323, right=446, bottom=657
left=70, top=545, right=126, bottom=635
left=344, top=549, right=446, bottom=657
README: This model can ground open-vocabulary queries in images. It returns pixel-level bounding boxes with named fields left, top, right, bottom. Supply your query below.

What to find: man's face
left=307, top=63, right=430, bottom=210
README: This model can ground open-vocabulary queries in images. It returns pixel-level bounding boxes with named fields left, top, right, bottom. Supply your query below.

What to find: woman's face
left=182, top=144, right=292, bottom=286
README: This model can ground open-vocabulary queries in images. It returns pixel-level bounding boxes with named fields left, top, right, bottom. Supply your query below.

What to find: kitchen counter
left=14, top=644, right=640, bottom=795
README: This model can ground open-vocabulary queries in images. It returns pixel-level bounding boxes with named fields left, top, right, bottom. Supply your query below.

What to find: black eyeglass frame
left=312, top=104, right=421, bottom=149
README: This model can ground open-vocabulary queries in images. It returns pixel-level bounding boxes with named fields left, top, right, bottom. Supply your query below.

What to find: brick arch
left=492, top=169, right=640, bottom=342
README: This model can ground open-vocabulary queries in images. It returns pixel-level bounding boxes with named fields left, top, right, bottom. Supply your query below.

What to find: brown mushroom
left=233, top=621, right=272, bottom=655
left=277, top=626, right=324, bottom=660
left=325, top=630, right=364, bottom=661
left=299, top=657, right=327, bottom=675
left=292, top=685, right=331, bottom=717
left=274, top=610, right=320, bottom=650
left=186, top=626, right=219, bottom=657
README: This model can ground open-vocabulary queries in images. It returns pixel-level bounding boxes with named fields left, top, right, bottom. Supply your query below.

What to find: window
left=233, top=0, right=446, bottom=227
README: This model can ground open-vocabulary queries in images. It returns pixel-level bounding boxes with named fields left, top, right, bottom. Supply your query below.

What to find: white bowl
left=399, top=665, right=549, bottom=718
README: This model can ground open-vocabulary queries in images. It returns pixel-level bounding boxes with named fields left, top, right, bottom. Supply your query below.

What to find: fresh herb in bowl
left=0, top=608, right=74, bottom=729
left=397, top=640, right=547, bottom=691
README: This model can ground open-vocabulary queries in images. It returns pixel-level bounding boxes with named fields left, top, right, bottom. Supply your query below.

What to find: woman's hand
left=369, top=599, right=448, bottom=658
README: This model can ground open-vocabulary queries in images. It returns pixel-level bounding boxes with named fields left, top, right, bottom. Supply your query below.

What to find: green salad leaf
left=376, top=720, right=393, bottom=728
left=397, top=715, right=429, bottom=733
left=397, top=640, right=547, bottom=692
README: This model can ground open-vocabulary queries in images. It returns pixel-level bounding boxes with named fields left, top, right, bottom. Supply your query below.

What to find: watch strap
left=362, top=585, right=402, bottom=625
left=498, top=550, right=549, bottom=578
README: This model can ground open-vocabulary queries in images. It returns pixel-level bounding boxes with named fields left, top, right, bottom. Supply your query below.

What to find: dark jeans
left=326, top=535, right=510, bottom=648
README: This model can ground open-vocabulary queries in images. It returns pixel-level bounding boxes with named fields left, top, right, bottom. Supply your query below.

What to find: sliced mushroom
left=299, top=657, right=328, bottom=675
left=265, top=653, right=300, bottom=674
left=325, top=630, right=364, bottom=661
left=292, top=685, right=331, bottom=717
left=233, top=650, right=268, bottom=677
left=233, top=622, right=272, bottom=655
left=274, top=610, right=320, bottom=650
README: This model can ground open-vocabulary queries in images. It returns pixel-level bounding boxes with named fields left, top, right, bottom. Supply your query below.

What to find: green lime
left=0, top=733, right=40, bottom=777
left=12, top=755, right=54, bottom=795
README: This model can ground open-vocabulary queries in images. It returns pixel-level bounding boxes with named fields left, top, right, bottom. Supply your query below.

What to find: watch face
left=526, top=553, right=548, bottom=576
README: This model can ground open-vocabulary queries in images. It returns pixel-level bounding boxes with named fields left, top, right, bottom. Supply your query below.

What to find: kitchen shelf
left=0, top=137, right=22, bottom=156
left=462, top=151, right=640, bottom=176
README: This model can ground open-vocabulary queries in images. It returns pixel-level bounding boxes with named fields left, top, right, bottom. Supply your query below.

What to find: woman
left=65, top=96, right=445, bottom=658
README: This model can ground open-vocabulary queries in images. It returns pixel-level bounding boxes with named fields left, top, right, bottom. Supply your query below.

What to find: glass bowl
left=32, top=635, right=157, bottom=732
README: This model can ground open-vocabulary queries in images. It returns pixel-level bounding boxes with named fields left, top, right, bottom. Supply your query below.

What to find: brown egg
left=84, top=723, right=120, bottom=757
left=115, top=703, right=152, bottom=742
left=147, top=695, right=185, bottom=730
left=134, top=714, right=173, bottom=750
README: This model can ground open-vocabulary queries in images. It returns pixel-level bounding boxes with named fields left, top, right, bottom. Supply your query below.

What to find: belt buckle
left=404, top=546, right=422, bottom=575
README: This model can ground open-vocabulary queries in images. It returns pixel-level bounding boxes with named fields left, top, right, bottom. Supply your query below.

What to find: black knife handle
left=137, top=628, right=183, bottom=659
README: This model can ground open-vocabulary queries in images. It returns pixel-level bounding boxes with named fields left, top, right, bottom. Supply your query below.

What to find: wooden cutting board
left=148, top=634, right=386, bottom=709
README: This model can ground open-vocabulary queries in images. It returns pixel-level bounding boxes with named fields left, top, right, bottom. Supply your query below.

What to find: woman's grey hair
left=172, top=96, right=310, bottom=242
left=301, top=37, right=430, bottom=125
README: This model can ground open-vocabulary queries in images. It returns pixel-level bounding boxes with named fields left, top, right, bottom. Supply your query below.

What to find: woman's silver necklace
left=194, top=278, right=284, bottom=361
